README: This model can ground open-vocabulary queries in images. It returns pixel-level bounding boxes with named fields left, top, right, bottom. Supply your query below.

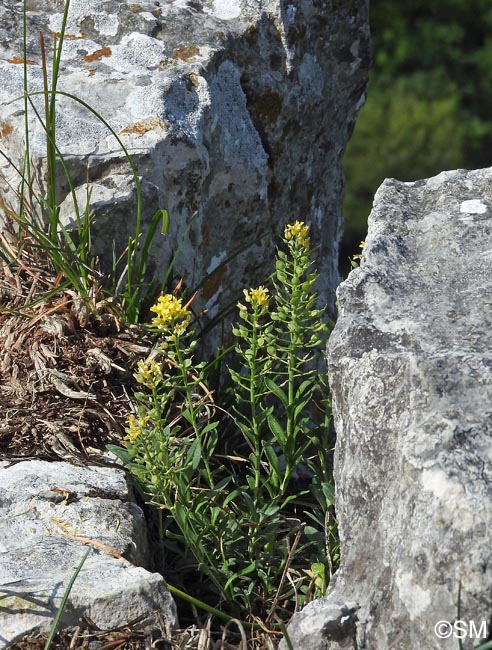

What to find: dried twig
left=51, top=518, right=125, bottom=559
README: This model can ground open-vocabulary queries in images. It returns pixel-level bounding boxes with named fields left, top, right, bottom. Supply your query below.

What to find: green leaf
left=267, top=413, right=287, bottom=446
left=223, top=561, right=257, bottom=592
left=214, top=476, right=232, bottom=492
left=263, top=443, right=282, bottom=483
left=106, top=444, right=131, bottom=465
left=201, top=420, right=219, bottom=435
left=184, top=439, right=202, bottom=470
left=279, top=493, right=302, bottom=509
left=294, top=395, right=313, bottom=420
left=297, top=379, right=315, bottom=397
left=223, top=489, right=240, bottom=508
left=264, top=377, right=289, bottom=408
left=304, top=526, right=324, bottom=544
left=260, top=501, right=280, bottom=517
left=210, top=506, right=223, bottom=526
left=43, top=549, right=91, bottom=650
left=322, top=481, right=336, bottom=506
left=246, top=474, right=257, bottom=492
left=238, top=490, right=256, bottom=514
left=159, top=209, right=170, bottom=234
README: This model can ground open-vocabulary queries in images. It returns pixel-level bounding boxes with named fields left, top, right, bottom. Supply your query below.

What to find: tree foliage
left=343, top=0, right=492, bottom=241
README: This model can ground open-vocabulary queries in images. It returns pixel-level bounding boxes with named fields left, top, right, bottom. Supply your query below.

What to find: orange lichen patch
left=173, top=45, right=200, bottom=61
left=0, top=122, right=13, bottom=139
left=152, top=7, right=162, bottom=16
left=120, top=119, right=166, bottom=135
left=51, top=31, right=86, bottom=40
left=6, top=57, right=36, bottom=65
left=201, top=264, right=227, bottom=301
left=88, top=68, right=97, bottom=77
left=84, top=46, right=112, bottom=63
left=129, top=4, right=142, bottom=11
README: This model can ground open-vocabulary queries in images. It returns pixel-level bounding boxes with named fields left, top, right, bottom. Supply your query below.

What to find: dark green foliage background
left=342, top=0, right=492, bottom=269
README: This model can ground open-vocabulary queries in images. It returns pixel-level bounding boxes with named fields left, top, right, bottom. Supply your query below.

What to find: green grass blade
left=123, top=208, right=168, bottom=318
left=39, top=32, right=57, bottom=236
left=43, top=548, right=90, bottom=650
left=0, top=148, right=45, bottom=221
left=138, top=209, right=168, bottom=281
left=21, top=0, right=33, bottom=221
left=46, top=0, right=71, bottom=224
left=51, top=0, right=71, bottom=104
left=22, top=92, right=85, bottom=252
left=279, top=622, right=294, bottom=650
left=456, top=579, right=464, bottom=650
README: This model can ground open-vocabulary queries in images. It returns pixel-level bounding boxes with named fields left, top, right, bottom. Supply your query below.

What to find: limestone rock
left=0, top=0, right=370, bottom=329
left=284, top=168, right=492, bottom=649
left=0, top=460, right=177, bottom=646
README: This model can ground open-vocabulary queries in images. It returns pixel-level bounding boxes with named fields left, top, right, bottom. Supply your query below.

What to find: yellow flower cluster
left=134, top=358, right=163, bottom=388
left=284, top=220, right=310, bottom=249
left=243, top=285, right=270, bottom=309
left=150, top=294, right=190, bottom=331
left=351, top=240, right=366, bottom=263
left=124, top=414, right=149, bottom=443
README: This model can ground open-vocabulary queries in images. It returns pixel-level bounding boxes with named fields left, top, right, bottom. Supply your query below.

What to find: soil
left=0, top=300, right=149, bottom=464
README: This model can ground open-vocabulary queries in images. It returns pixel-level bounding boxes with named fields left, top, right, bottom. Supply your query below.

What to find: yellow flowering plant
left=230, top=283, right=274, bottom=507
left=123, top=290, right=218, bottom=532
left=150, top=294, right=191, bottom=330
left=350, top=239, right=366, bottom=269
left=284, top=219, right=311, bottom=249
left=119, top=222, right=337, bottom=626
left=134, top=358, right=163, bottom=388
left=227, top=223, right=335, bottom=599
left=242, top=285, right=270, bottom=309
left=124, top=413, right=150, bottom=443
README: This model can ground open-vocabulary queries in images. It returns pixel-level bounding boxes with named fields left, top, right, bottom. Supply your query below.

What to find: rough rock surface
left=0, top=0, right=370, bottom=328
left=283, top=168, right=492, bottom=649
left=0, top=460, right=177, bottom=646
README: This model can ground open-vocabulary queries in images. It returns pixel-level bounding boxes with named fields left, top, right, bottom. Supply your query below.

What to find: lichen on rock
left=0, top=0, right=370, bottom=342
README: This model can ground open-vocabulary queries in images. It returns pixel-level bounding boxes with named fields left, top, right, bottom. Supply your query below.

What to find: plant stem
left=248, top=308, right=262, bottom=499
left=174, top=337, right=214, bottom=489
left=166, top=582, right=270, bottom=632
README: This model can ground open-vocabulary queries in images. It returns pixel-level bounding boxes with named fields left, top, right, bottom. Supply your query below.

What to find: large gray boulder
left=0, top=460, right=177, bottom=646
left=0, top=0, right=370, bottom=327
left=284, top=168, right=492, bottom=649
